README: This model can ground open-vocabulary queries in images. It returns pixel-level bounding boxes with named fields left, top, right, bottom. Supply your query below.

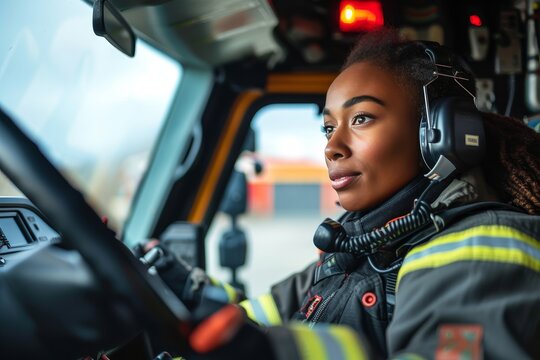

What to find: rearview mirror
left=93, top=0, right=136, bottom=57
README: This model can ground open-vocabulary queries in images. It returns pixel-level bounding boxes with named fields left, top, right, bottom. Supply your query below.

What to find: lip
left=328, top=169, right=361, bottom=190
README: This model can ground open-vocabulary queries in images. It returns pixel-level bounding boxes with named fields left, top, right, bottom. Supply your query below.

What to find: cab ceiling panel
left=109, top=0, right=284, bottom=67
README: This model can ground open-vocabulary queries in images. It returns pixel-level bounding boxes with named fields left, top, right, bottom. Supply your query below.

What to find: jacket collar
left=321, top=169, right=498, bottom=273
left=316, top=176, right=439, bottom=279
left=340, top=175, right=434, bottom=236
left=340, top=167, right=497, bottom=238
left=431, top=167, right=500, bottom=208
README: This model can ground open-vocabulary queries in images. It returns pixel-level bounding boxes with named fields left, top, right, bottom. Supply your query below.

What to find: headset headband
left=419, top=41, right=476, bottom=106
left=416, top=41, right=485, bottom=182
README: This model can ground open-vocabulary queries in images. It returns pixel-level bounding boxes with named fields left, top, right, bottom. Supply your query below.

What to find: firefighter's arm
left=186, top=304, right=373, bottom=360
left=387, top=224, right=540, bottom=359
left=140, top=241, right=317, bottom=325
left=185, top=258, right=383, bottom=360
left=135, top=242, right=245, bottom=311
left=237, top=261, right=317, bottom=326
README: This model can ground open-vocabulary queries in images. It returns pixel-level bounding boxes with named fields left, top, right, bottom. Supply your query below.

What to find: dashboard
left=0, top=196, right=146, bottom=359
left=0, top=197, right=60, bottom=265
left=0, top=195, right=190, bottom=359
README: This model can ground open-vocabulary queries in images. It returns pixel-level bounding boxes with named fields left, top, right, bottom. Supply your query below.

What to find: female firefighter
left=152, top=28, right=540, bottom=359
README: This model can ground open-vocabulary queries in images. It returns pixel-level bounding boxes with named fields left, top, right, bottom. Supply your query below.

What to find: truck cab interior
left=0, top=0, right=538, bottom=358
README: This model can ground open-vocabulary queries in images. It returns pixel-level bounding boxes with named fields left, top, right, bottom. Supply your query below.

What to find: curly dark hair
left=343, top=28, right=540, bottom=214
left=482, top=112, right=540, bottom=214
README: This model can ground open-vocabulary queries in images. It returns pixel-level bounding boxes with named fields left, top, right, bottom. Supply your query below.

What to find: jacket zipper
left=308, top=291, right=336, bottom=327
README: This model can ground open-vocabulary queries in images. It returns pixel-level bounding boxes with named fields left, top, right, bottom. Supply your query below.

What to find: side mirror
left=220, top=170, right=248, bottom=217
left=218, top=170, right=249, bottom=292
left=93, top=0, right=136, bottom=57
left=218, top=227, right=247, bottom=292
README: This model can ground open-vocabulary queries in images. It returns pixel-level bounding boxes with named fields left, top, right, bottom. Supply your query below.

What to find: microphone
left=313, top=200, right=434, bottom=256
left=313, top=218, right=344, bottom=252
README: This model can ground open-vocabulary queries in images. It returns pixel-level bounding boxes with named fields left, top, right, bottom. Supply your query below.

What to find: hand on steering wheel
left=0, top=107, right=192, bottom=357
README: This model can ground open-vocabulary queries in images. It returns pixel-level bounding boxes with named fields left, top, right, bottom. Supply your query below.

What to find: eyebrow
left=323, top=95, right=386, bottom=116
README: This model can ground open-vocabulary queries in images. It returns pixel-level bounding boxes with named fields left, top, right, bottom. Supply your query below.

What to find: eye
left=321, top=124, right=335, bottom=139
left=352, top=113, right=375, bottom=126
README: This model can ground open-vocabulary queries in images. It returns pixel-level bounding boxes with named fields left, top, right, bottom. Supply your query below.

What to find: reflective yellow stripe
left=407, top=225, right=540, bottom=258
left=239, top=300, right=259, bottom=325
left=222, top=282, right=238, bottom=303
left=397, top=225, right=540, bottom=289
left=207, top=277, right=238, bottom=303
left=399, top=246, right=540, bottom=287
left=258, top=293, right=282, bottom=325
left=392, top=354, right=426, bottom=360
left=327, top=326, right=368, bottom=360
left=290, top=324, right=368, bottom=360
left=291, top=324, right=327, bottom=360
left=239, top=294, right=282, bottom=326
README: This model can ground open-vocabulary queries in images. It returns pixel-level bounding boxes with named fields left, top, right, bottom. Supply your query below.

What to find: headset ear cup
left=420, top=97, right=485, bottom=175
left=418, top=42, right=484, bottom=179
left=452, top=99, right=485, bottom=169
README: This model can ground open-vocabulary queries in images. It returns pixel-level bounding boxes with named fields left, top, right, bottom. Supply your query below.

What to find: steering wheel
left=0, top=107, right=191, bottom=357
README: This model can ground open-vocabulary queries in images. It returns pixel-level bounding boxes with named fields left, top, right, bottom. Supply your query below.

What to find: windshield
left=0, top=0, right=182, bottom=232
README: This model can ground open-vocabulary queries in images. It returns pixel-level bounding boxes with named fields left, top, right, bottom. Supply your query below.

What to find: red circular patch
left=361, top=292, right=377, bottom=308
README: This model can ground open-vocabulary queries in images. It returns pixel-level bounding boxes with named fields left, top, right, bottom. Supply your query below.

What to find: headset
left=418, top=41, right=486, bottom=181
left=314, top=41, right=487, bottom=257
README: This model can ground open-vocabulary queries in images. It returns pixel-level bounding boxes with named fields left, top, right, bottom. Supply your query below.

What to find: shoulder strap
left=434, top=201, right=522, bottom=228
left=382, top=270, right=398, bottom=320
left=398, top=201, right=522, bottom=254
left=383, top=201, right=521, bottom=321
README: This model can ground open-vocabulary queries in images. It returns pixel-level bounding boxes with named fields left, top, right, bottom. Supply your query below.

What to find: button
left=361, top=291, right=377, bottom=308
left=0, top=257, right=6, bottom=266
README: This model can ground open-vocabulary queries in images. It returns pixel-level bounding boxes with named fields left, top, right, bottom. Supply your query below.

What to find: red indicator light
left=469, top=14, right=482, bottom=27
left=339, top=1, right=384, bottom=32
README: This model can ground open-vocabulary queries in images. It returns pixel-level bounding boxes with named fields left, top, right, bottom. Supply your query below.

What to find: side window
left=0, top=0, right=181, bottom=232
left=206, top=103, right=342, bottom=296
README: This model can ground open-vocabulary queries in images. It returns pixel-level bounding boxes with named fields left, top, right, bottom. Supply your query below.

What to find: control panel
left=0, top=197, right=60, bottom=259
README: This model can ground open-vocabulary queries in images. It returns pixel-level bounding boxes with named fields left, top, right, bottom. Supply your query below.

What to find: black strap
left=383, top=271, right=398, bottom=320
left=436, top=201, right=521, bottom=226
left=397, top=201, right=522, bottom=255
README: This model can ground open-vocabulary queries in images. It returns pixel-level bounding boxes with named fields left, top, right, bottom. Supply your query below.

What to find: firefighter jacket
left=236, top=171, right=540, bottom=360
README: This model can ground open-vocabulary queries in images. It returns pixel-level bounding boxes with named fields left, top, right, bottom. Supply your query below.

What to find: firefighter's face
left=323, top=61, right=421, bottom=212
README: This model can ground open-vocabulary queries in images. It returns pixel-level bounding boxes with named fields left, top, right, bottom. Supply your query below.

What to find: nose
left=325, top=125, right=351, bottom=161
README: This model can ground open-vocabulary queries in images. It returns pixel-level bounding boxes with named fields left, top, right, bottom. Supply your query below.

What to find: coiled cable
left=333, top=201, right=432, bottom=255
left=314, top=181, right=440, bottom=256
